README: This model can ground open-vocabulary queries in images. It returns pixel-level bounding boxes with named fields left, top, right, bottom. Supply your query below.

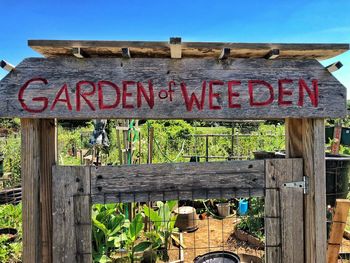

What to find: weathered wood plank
left=280, top=158, right=304, bottom=263
left=28, top=40, right=349, bottom=59
left=52, top=166, right=91, bottom=263
left=327, top=199, right=350, bottom=263
left=21, top=119, right=41, bottom=263
left=285, top=118, right=327, bottom=263
left=40, top=119, right=57, bottom=263
left=90, top=160, right=265, bottom=203
left=0, top=57, right=346, bottom=119
left=265, top=159, right=282, bottom=263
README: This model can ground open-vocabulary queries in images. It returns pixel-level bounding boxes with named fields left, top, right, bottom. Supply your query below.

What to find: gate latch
left=282, top=176, right=309, bottom=194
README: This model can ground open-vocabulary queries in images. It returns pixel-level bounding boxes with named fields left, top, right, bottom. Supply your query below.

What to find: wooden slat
left=90, top=160, right=265, bottom=203
left=265, top=158, right=304, bottom=263
left=40, top=119, right=57, bottom=263
left=0, top=57, right=346, bottom=119
left=265, top=159, right=282, bottom=262
left=52, top=166, right=91, bottom=263
left=280, top=158, right=304, bottom=263
left=285, top=118, right=327, bottom=263
left=327, top=199, right=350, bottom=263
left=28, top=40, right=349, bottom=59
left=21, top=119, right=41, bottom=263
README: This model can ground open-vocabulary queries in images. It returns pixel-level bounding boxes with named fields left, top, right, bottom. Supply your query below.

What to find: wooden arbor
left=0, top=39, right=348, bottom=263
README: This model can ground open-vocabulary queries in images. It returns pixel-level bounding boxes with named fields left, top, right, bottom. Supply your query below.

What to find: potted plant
left=142, top=201, right=178, bottom=261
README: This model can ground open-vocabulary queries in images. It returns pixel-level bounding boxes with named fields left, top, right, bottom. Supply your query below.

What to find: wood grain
left=21, top=119, right=41, bottom=263
left=52, top=166, right=91, bottom=263
left=265, top=158, right=304, bottom=263
left=285, top=118, right=327, bottom=263
left=0, top=57, right=346, bottom=119
left=40, top=119, right=57, bottom=263
left=90, top=160, right=265, bottom=203
left=327, top=199, right=350, bottom=263
left=28, top=40, right=349, bottom=59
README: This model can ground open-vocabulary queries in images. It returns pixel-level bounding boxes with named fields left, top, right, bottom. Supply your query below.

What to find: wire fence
left=90, top=190, right=265, bottom=263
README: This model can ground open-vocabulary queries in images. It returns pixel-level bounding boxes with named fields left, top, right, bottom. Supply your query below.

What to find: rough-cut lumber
left=265, top=159, right=303, bottom=263
left=327, top=199, right=350, bottom=263
left=285, top=118, right=327, bottom=263
left=21, top=119, right=41, bottom=263
left=52, top=166, right=91, bottom=263
left=28, top=40, right=349, bottom=60
left=0, top=57, right=346, bottom=119
left=40, top=119, right=57, bottom=263
left=91, top=160, right=265, bottom=203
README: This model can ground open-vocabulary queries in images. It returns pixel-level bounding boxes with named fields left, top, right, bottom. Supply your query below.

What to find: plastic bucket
left=216, top=203, right=230, bottom=217
left=238, top=199, right=248, bottom=215
left=194, top=251, right=240, bottom=263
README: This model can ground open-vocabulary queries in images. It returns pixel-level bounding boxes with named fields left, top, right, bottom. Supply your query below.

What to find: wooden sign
left=0, top=57, right=346, bottom=119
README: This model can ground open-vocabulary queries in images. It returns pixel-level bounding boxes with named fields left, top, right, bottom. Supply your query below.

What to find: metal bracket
left=282, top=176, right=309, bottom=194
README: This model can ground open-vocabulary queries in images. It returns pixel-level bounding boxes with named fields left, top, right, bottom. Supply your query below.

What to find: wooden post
left=327, top=199, right=350, bottom=263
left=21, top=119, right=57, bottom=263
left=331, top=124, right=342, bottom=154
left=40, top=119, right=57, bottom=263
left=21, top=119, right=41, bottom=263
left=285, top=118, right=326, bottom=263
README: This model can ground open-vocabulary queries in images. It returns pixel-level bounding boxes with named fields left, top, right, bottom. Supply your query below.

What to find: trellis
left=0, top=38, right=348, bottom=263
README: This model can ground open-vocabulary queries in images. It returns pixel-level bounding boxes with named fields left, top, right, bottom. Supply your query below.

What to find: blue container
left=238, top=199, right=248, bottom=215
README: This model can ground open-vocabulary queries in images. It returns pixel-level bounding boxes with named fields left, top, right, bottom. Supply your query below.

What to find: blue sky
left=1, top=0, right=349, bottom=94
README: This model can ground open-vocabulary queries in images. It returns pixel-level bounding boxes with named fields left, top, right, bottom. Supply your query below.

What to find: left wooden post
left=21, top=119, right=57, bottom=263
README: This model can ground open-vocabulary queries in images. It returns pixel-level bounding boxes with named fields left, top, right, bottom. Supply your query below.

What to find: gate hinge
left=282, top=176, right=309, bottom=194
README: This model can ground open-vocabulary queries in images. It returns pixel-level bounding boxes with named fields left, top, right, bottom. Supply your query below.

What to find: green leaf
left=129, top=214, right=144, bottom=240
left=132, top=241, right=152, bottom=253
left=143, top=205, right=162, bottom=228
left=93, top=254, right=112, bottom=263
left=92, top=217, right=109, bottom=237
left=167, top=200, right=178, bottom=211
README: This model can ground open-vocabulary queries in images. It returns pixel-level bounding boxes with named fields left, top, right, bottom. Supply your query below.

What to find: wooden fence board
left=90, top=160, right=265, bottom=203
left=265, top=158, right=304, bottom=263
left=52, top=166, right=91, bottom=263
left=0, top=57, right=346, bottom=119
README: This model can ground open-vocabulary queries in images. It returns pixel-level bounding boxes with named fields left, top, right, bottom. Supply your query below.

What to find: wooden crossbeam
left=72, top=47, right=88, bottom=58
left=169, top=37, right=182, bottom=58
left=219, top=47, right=230, bottom=60
left=0, top=60, right=15, bottom=71
left=265, top=49, right=280, bottom=59
left=121, top=47, right=131, bottom=58
left=326, top=61, right=343, bottom=72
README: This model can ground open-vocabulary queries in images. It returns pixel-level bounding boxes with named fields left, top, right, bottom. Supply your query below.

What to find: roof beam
left=265, top=49, right=280, bottom=59
left=0, top=60, right=15, bottom=72
left=121, top=48, right=131, bottom=58
left=169, top=37, right=182, bottom=59
left=219, top=48, right=230, bottom=60
left=326, top=61, right=343, bottom=73
left=72, top=47, right=88, bottom=58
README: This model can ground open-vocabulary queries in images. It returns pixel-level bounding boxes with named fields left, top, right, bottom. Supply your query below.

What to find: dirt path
left=168, top=216, right=264, bottom=262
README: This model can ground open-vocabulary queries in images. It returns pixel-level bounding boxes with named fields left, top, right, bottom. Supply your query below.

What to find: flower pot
left=174, top=206, right=198, bottom=232
left=216, top=202, right=231, bottom=217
